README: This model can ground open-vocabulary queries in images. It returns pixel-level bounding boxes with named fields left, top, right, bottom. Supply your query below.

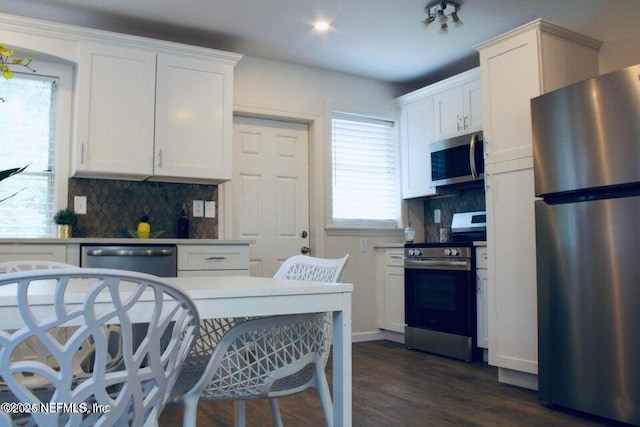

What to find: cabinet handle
left=205, top=256, right=226, bottom=260
left=456, top=115, right=462, bottom=132
left=158, top=149, right=163, bottom=168
left=464, top=115, right=469, bottom=130
left=389, top=255, right=404, bottom=261
left=81, top=143, right=85, bottom=164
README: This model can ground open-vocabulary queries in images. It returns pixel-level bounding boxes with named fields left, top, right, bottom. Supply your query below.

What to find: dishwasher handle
left=86, top=249, right=174, bottom=257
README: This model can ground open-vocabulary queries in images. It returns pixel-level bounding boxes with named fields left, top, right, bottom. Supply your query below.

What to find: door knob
left=300, top=246, right=310, bottom=255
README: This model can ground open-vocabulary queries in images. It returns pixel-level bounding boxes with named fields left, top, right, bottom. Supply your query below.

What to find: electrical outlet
left=359, top=238, right=368, bottom=253
left=193, top=200, right=204, bottom=218
left=434, top=209, right=441, bottom=224
left=205, top=201, right=216, bottom=218
left=74, top=196, right=87, bottom=215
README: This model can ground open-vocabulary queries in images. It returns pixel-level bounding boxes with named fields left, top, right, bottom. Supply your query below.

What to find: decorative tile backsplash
left=67, top=178, right=218, bottom=239
left=423, top=189, right=486, bottom=242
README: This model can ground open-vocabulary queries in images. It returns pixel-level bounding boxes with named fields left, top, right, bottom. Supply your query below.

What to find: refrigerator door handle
left=469, top=133, right=478, bottom=178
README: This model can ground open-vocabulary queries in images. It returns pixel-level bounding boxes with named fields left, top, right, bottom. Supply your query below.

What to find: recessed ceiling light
left=313, top=20, right=331, bottom=32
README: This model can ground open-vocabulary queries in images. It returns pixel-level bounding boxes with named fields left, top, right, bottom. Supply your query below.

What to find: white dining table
left=0, top=274, right=354, bottom=427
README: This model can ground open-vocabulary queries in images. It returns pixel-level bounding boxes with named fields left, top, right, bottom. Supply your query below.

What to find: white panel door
left=232, top=117, right=309, bottom=277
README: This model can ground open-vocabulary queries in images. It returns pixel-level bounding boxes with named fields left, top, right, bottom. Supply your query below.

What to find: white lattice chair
left=0, top=268, right=199, bottom=427
left=0, top=260, right=126, bottom=400
left=0, top=260, right=78, bottom=273
left=175, top=254, right=349, bottom=427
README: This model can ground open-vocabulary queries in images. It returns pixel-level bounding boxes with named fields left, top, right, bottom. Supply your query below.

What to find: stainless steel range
left=404, top=211, right=486, bottom=362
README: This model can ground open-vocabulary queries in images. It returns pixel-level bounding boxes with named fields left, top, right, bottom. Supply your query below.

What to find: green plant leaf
left=0, top=165, right=28, bottom=182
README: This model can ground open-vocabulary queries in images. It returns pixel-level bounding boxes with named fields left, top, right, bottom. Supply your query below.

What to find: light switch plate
left=193, top=200, right=204, bottom=218
left=74, top=196, right=87, bottom=215
left=205, top=201, right=216, bottom=218
left=434, top=209, right=441, bottom=224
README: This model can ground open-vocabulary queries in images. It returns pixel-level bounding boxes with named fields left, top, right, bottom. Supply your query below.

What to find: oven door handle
left=404, top=259, right=471, bottom=271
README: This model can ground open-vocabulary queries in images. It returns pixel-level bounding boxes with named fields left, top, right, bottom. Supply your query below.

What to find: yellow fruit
left=137, top=221, right=150, bottom=239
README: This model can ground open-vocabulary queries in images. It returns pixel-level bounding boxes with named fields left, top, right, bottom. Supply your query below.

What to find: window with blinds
left=330, top=112, right=399, bottom=227
left=0, top=73, right=58, bottom=238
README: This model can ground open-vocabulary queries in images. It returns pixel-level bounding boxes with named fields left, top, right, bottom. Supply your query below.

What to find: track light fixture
left=422, top=0, right=461, bottom=32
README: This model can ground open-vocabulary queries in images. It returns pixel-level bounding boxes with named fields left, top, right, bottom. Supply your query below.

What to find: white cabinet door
left=400, top=96, right=436, bottom=199
left=433, top=85, right=464, bottom=140
left=154, top=54, right=234, bottom=182
left=384, top=266, right=405, bottom=333
left=75, top=43, right=156, bottom=178
left=479, top=31, right=541, bottom=165
left=433, top=72, right=482, bottom=140
left=463, top=78, right=483, bottom=134
left=485, top=158, right=538, bottom=374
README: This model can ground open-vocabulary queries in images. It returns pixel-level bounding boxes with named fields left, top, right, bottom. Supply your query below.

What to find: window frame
left=0, top=58, right=73, bottom=237
left=327, top=111, right=401, bottom=230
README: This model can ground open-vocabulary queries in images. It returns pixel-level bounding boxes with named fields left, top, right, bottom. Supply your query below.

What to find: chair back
left=0, top=268, right=199, bottom=426
left=273, top=254, right=349, bottom=283
left=0, top=260, right=77, bottom=273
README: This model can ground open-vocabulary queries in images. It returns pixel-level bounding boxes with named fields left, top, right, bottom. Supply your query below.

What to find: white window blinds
left=331, top=112, right=399, bottom=227
left=0, top=73, right=58, bottom=238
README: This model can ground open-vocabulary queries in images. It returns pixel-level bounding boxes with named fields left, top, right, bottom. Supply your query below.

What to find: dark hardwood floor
left=160, top=340, right=628, bottom=426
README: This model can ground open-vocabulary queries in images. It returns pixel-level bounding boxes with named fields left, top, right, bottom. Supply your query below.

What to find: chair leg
left=269, top=398, right=284, bottom=427
left=316, top=364, right=334, bottom=427
left=234, top=400, right=246, bottom=427
left=182, top=395, right=199, bottom=427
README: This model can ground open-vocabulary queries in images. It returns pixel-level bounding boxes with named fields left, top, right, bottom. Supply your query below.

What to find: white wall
left=599, top=38, right=640, bottom=73
left=233, top=56, right=405, bottom=338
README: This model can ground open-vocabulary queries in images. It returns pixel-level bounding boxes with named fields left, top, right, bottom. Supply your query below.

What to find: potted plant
left=53, top=208, right=77, bottom=238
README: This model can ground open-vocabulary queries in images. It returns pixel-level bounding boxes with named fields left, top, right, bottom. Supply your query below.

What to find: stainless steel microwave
left=430, top=131, right=484, bottom=188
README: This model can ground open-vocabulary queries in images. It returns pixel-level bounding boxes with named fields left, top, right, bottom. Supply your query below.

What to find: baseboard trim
left=351, top=330, right=405, bottom=344
left=351, top=331, right=384, bottom=342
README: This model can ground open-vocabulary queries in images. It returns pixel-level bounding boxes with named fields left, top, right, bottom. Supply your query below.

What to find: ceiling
left=1, top=0, right=639, bottom=87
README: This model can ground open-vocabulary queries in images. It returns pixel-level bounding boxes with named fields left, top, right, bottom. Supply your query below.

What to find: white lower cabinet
left=377, top=247, right=405, bottom=336
left=177, top=244, right=250, bottom=276
left=0, top=244, right=79, bottom=265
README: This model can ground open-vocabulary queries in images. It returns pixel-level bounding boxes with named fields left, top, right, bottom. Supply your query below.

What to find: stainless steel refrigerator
left=531, top=64, right=640, bottom=426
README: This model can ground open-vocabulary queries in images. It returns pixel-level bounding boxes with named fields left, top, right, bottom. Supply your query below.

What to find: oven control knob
left=415, top=249, right=422, bottom=257
left=407, top=249, right=414, bottom=256
left=444, top=248, right=451, bottom=256
left=451, top=248, right=460, bottom=256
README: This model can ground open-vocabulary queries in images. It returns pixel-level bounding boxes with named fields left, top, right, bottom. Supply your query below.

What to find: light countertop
left=0, top=238, right=254, bottom=245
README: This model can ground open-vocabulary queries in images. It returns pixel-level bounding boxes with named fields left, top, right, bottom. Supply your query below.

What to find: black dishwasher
left=80, top=244, right=177, bottom=277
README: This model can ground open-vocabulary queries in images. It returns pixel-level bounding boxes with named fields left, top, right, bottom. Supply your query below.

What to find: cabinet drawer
left=0, top=244, right=68, bottom=264
left=476, top=246, right=488, bottom=269
left=177, top=245, right=249, bottom=271
left=385, top=249, right=405, bottom=267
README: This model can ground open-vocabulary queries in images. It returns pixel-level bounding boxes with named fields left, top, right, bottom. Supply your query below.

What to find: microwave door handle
left=469, top=133, right=478, bottom=178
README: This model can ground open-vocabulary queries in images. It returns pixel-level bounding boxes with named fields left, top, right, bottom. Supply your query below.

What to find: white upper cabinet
left=75, top=43, right=157, bottom=179
left=154, top=54, right=234, bottom=182
left=399, top=95, right=436, bottom=199
left=478, top=21, right=601, bottom=165
left=73, top=39, right=241, bottom=184
left=397, top=66, right=482, bottom=199
left=433, top=75, right=482, bottom=140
